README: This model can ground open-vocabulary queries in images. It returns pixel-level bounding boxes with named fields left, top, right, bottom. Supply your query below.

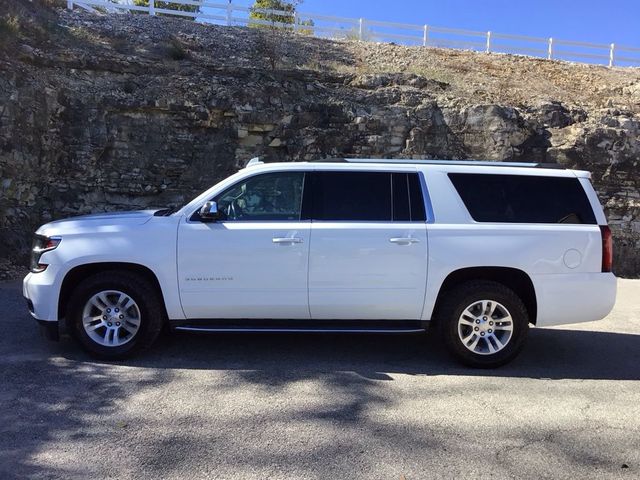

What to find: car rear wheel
left=438, top=280, right=529, bottom=368
left=67, top=270, right=164, bottom=359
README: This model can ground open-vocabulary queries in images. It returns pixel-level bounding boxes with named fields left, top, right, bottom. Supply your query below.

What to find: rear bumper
left=532, top=272, right=617, bottom=327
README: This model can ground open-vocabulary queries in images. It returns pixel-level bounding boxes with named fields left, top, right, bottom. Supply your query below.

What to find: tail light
left=30, top=235, right=62, bottom=273
left=600, top=225, right=613, bottom=272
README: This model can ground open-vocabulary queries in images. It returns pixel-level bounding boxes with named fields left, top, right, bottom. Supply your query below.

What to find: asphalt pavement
left=1, top=278, right=639, bottom=479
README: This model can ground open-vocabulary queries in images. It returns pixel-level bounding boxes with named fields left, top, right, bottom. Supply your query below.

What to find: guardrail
left=68, top=1, right=640, bottom=67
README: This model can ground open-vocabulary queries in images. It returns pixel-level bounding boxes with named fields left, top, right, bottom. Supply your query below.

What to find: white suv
left=23, top=159, right=617, bottom=367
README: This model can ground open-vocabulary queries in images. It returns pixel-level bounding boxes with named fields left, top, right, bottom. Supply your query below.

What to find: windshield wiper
left=154, top=206, right=178, bottom=217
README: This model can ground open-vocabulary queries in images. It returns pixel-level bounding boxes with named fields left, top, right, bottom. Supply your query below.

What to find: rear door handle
left=272, top=237, right=303, bottom=244
left=389, top=237, right=420, bottom=245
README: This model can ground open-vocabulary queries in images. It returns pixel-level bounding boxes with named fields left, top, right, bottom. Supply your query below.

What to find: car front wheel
left=67, top=270, right=164, bottom=359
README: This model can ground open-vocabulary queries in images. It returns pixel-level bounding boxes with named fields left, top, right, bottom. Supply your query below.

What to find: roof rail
left=245, top=157, right=264, bottom=168
left=309, top=158, right=566, bottom=169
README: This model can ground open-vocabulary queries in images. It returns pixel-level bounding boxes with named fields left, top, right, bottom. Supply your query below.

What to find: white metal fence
left=67, top=1, right=640, bottom=67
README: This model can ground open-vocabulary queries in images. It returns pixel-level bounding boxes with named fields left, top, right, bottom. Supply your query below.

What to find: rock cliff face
left=1, top=2, right=639, bottom=277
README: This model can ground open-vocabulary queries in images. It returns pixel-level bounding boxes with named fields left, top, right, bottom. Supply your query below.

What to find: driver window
left=214, top=172, right=305, bottom=221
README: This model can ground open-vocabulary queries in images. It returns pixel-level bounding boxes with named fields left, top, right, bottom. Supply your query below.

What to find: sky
left=227, top=0, right=640, bottom=47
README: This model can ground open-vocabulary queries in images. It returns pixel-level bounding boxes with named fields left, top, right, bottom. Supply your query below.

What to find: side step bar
left=175, top=326, right=426, bottom=334
left=170, top=319, right=428, bottom=334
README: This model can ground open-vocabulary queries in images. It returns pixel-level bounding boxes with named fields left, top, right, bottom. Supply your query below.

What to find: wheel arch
left=431, top=266, right=537, bottom=325
left=58, top=262, right=168, bottom=321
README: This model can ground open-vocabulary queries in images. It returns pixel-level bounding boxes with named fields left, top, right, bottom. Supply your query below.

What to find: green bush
left=249, top=0, right=314, bottom=34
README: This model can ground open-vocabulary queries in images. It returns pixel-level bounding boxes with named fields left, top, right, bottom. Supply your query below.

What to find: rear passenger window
left=392, top=173, right=426, bottom=222
left=392, top=173, right=411, bottom=221
left=448, top=173, right=596, bottom=224
left=309, top=171, right=427, bottom=222
left=311, top=172, right=392, bottom=221
left=408, top=173, right=426, bottom=222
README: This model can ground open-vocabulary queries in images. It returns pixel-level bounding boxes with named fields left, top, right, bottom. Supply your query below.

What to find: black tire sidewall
left=68, top=271, right=163, bottom=359
left=440, top=281, right=529, bottom=368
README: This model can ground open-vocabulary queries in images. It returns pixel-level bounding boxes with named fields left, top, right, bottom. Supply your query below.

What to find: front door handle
left=389, top=237, right=420, bottom=245
left=272, top=237, right=303, bottom=244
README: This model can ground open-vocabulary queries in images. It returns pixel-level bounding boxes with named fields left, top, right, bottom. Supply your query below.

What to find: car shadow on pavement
left=59, top=326, right=640, bottom=381
left=2, top=293, right=639, bottom=478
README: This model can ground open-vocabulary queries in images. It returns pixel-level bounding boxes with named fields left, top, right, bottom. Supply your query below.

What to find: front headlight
left=30, top=235, right=62, bottom=273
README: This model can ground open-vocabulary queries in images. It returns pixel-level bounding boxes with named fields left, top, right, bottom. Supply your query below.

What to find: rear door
left=307, top=170, right=428, bottom=320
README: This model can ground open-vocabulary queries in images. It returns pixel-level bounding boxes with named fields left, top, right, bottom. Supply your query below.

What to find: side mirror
left=199, top=201, right=221, bottom=222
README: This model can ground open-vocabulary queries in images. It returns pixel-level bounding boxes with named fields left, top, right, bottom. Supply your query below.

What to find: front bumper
left=23, top=294, right=60, bottom=341
left=23, top=266, right=61, bottom=321
left=23, top=267, right=62, bottom=341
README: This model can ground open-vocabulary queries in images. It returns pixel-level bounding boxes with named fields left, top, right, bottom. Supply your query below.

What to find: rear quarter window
left=448, top=173, right=596, bottom=224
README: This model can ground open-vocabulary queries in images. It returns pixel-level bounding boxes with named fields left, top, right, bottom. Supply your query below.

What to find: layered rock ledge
left=1, top=1, right=639, bottom=276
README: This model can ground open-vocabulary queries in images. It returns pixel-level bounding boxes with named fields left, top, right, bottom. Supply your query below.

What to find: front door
left=308, top=170, right=428, bottom=320
left=177, top=171, right=310, bottom=319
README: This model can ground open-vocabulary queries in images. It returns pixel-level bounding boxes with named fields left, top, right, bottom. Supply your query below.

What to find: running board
left=175, top=326, right=426, bottom=334
left=170, top=319, right=428, bottom=334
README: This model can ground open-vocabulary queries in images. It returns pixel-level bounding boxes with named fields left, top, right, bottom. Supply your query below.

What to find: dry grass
left=4, top=0, right=639, bottom=111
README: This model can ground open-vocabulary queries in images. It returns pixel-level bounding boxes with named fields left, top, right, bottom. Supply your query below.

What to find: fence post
left=226, top=2, right=232, bottom=26
left=547, top=37, right=553, bottom=60
left=149, top=0, right=155, bottom=16
left=358, top=18, right=364, bottom=40
left=486, top=31, right=491, bottom=53
left=67, top=0, right=73, bottom=9
left=423, top=24, right=428, bottom=46
left=609, top=43, right=615, bottom=67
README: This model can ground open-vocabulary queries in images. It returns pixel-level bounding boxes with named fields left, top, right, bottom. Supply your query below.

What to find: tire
left=437, top=280, right=529, bottom=368
left=67, top=270, right=165, bottom=359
